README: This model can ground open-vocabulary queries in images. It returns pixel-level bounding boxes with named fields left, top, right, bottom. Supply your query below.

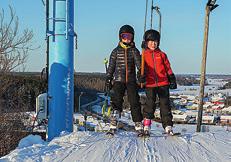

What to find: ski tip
left=163, top=132, right=181, bottom=136
left=143, top=130, right=150, bottom=137
left=106, top=132, right=114, bottom=137
left=106, top=129, right=116, bottom=137
left=137, top=133, right=144, bottom=137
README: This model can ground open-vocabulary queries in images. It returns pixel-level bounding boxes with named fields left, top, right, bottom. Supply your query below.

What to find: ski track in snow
left=62, top=131, right=148, bottom=162
left=60, top=129, right=231, bottom=162
left=1, top=126, right=231, bottom=162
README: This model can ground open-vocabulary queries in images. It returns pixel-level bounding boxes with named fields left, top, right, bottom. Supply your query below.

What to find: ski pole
left=103, top=58, right=108, bottom=72
left=140, top=50, right=145, bottom=88
left=153, top=6, right=161, bottom=36
left=103, top=58, right=110, bottom=119
left=144, top=0, right=148, bottom=33
left=150, top=0, right=154, bottom=29
left=141, top=0, right=149, bottom=88
left=103, top=58, right=109, bottom=94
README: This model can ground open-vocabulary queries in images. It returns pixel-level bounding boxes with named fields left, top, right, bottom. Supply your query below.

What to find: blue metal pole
left=48, top=0, right=74, bottom=141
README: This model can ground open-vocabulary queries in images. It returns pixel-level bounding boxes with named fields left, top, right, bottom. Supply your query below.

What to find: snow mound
left=18, top=135, right=46, bottom=149
left=1, top=124, right=231, bottom=162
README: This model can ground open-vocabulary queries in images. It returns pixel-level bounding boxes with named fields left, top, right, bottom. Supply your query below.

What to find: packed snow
left=1, top=78, right=231, bottom=162
left=1, top=123, right=231, bottom=162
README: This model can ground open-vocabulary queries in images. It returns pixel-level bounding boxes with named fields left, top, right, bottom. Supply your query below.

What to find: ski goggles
left=121, top=33, right=133, bottom=40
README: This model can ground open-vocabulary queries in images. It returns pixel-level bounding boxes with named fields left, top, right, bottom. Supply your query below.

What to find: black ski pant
left=110, top=81, right=143, bottom=122
left=143, top=85, right=173, bottom=129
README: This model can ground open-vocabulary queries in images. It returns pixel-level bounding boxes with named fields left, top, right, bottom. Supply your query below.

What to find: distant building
left=221, top=106, right=231, bottom=114
left=190, top=104, right=199, bottom=110
left=220, top=116, right=231, bottom=125
left=202, top=116, right=215, bottom=124
left=173, top=114, right=190, bottom=123
left=194, top=115, right=215, bottom=124
left=185, top=110, right=198, bottom=118
left=211, top=93, right=225, bottom=103
left=225, top=96, right=231, bottom=106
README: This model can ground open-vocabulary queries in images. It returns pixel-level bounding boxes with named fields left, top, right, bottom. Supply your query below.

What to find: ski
left=137, top=131, right=144, bottom=137
left=106, top=129, right=116, bottom=137
left=162, top=132, right=181, bottom=136
left=143, top=130, right=150, bottom=138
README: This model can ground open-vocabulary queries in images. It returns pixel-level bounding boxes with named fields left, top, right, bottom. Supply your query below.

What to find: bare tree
left=0, top=6, right=34, bottom=73
left=0, top=7, right=36, bottom=156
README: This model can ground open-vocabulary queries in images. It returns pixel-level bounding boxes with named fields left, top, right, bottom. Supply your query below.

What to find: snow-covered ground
left=1, top=78, right=231, bottom=162
left=171, top=85, right=231, bottom=96
left=171, top=78, right=231, bottom=96
left=1, top=123, right=231, bottom=162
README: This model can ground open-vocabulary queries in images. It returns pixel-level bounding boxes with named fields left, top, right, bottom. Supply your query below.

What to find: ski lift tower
left=47, top=0, right=75, bottom=141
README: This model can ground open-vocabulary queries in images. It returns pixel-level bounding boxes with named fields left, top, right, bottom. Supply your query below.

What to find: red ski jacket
left=144, top=48, right=173, bottom=88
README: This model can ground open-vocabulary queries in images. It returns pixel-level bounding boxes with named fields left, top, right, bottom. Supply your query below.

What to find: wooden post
left=197, top=1, right=218, bottom=132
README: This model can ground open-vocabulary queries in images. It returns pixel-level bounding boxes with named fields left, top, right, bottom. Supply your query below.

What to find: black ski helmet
left=143, top=29, right=160, bottom=42
left=119, top=25, right=134, bottom=41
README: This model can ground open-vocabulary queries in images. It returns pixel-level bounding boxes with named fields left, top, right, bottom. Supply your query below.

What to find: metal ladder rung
left=48, top=17, right=66, bottom=22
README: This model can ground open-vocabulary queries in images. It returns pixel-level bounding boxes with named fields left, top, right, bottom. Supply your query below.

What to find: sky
left=0, top=0, right=230, bottom=74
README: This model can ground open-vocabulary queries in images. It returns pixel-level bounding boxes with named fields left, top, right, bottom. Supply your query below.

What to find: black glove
left=141, top=41, right=146, bottom=49
left=137, top=71, right=146, bottom=84
left=168, top=74, right=177, bottom=89
left=105, top=77, right=112, bottom=92
left=138, top=75, right=146, bottom=84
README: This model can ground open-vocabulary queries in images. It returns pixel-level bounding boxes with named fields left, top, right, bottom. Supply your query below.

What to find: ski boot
left=165, top=126, right=174, bottom=136
left=106, top=110, right=120, bottom=136
left=164, top=126, right=181, bottom=136
left=143, top=118, right=151, bottom=137
left=135, top=122, right=144, bottom=137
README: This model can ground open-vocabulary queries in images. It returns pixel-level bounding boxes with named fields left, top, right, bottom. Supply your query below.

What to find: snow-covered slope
left=1, top=123, right=231, bottom=162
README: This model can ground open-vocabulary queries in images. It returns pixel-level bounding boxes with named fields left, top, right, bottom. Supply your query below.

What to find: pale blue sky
left=1, top=0, right=230, bottom=74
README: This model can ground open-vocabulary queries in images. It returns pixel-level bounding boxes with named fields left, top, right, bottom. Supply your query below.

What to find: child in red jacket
left=141, top=29, right=177, bottom=136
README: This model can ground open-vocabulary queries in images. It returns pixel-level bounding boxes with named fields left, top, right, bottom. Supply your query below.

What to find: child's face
left=121, top=33, right=133, bottom=43
left=147, top=40, right=158, bottom=50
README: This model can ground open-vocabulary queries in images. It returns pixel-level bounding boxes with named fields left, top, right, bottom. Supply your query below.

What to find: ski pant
left=110, top=81, right=143, bottom=122
left=143, top=85, right=173, bottom=129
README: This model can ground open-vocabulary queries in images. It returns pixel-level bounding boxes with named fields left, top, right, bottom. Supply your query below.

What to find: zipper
left=152, top=51, right=158, bottom=87
left=125, top=48, right=128, bottom=83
